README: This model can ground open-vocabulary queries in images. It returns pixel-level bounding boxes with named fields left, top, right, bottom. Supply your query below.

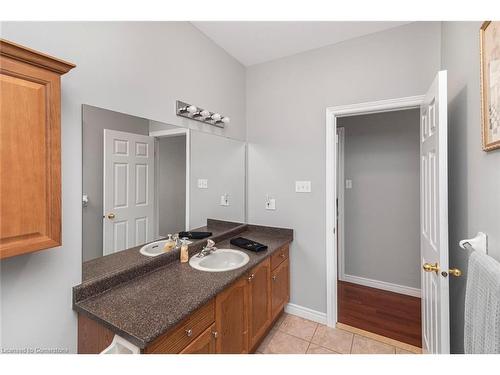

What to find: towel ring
left=459, top=232, right=488, bottom=254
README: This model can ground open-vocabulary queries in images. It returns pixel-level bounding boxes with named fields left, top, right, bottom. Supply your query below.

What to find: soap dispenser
left=180, top=238, right=189, bottom=263
left=163, top=234, right=175, bottom=252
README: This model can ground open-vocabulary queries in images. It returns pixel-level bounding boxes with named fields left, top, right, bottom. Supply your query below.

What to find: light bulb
left=221, top=117, right=230, bottom=124
left=200, top=110, right=210, bottom=117
left=187, top=105, right=197, bottom=114
left=211, top=113, right=221, bottom=121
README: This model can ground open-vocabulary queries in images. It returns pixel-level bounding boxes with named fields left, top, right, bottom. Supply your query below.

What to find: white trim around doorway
left=150, top=128, right=191, bottom=234
left=325, top=95, right=425, bottom=327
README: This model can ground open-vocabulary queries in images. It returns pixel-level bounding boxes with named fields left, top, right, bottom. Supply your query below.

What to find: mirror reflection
left=82, top=105, right=246, bottom=278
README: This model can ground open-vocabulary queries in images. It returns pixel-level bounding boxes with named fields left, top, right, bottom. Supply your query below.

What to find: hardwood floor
left=338, top=281, right=422, bottom=347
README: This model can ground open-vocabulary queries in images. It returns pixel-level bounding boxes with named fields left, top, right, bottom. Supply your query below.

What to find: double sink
left=139, top=240, right=249, bottom=272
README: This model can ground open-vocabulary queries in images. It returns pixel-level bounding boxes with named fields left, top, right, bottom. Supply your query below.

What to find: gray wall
left=339, top=109, right=420, bottom=289
left=158, top=135, right=187, bottom=236
left=82, top=105, right=149, bottom=262
left=442, top=22, right=500, bottom=353
left=246, top=22, right=442, bottom=313
left=190, top=131, right=246, bottom=229
left=0, top=22, right=246, bottom=353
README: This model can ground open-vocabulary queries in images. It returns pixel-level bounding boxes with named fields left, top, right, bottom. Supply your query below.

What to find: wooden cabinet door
left=78, top=314, right=115, bottom=354
left=271, top=258, right=290, bottom=319
left=180, top=324, right=216, bottom=354
left=0, top=40, right=74, bottom=259
left=247, top=258, right=271, bottom=350
left=215, top=277, right=249, bottom=353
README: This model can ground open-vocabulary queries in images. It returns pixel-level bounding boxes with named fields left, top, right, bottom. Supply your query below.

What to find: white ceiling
left=192, top=21, right=411, bottom=66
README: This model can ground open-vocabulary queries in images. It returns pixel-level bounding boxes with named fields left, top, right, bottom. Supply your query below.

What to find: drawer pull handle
left=185, top=329, right=193, bottom=337
left=272, top=275, right=277, bottom=281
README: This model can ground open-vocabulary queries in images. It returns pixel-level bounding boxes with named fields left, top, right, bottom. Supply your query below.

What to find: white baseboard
left=342, top=274, right=421, bottom=298
left=285, top=303, right=327, bottom=325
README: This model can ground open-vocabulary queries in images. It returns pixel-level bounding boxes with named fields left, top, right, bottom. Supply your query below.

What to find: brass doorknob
left=423, top=262, right=439, bottom=273
left=444, top=268, right=462, bottom=277
left=106, top=213, right=116, bottom=219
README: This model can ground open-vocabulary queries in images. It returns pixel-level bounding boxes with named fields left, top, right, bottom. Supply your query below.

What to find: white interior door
left=420, top=70, right=449, bottom=354
left=103, top=129, right=155, bottom=255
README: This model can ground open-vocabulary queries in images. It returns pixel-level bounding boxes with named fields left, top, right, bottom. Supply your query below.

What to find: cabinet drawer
left=180, top=323, right=216, bottom=354
left=270, top=246, right=289, bottom=270
left=145, top=299, right=215, bottom=354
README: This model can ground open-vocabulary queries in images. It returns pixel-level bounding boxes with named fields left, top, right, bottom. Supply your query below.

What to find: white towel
left=464, top=251, right=500, bottom=354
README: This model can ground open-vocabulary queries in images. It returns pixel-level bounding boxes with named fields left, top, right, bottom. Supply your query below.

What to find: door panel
left=248, top=258, right=272, bottom=349
left=103, top=129, right=155, bottom=255
left=420, top=70, right=449, bottom=354
left=271, top=258, right=290, bottom=319
left=215, top=277, right=249, bottom=353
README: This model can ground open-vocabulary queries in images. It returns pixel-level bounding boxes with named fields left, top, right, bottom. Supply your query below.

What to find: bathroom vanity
left=76, top=105, right=290, bottom=353
left=74, top=221, right=292, bottom=354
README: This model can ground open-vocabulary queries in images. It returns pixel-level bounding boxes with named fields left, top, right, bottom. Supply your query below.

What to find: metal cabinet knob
left=280, top=253, right=285, bottom=258
left=247, top=273, right=255, bottom=282
left=185, top=329, right=193, bottom=337
left=212, top=331, right=218, bottom=339
left=272, top=275, right=277, bottom=281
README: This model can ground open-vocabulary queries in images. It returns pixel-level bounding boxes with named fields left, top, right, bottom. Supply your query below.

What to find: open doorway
left=336, top=109, right=421, bottom=347
left=326, top=72, right=450, bottom=354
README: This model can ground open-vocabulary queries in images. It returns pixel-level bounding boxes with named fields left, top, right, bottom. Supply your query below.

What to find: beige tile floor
left=256, top=313, right=421, bottom=354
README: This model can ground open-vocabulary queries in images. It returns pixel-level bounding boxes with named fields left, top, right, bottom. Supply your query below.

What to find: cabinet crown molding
left=0, top=38, right=75, bottom=74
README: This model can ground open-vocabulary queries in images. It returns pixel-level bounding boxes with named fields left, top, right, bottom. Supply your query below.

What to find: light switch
left=345, top=179, right=353, bottom=189
left=295, top=180, right=312, bottom=193
left=197, top=178, right=208, bottom=189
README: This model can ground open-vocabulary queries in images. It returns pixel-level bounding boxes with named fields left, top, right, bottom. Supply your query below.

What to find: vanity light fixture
left=179, top=104, right=197, bottom=114
left=193, top=109, right=210, bottom=119
left=211, top=113, right=222, bottom=122
left=176, top=100, right=229, bottom=128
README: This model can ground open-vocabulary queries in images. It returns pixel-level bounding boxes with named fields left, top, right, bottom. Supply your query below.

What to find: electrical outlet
left=197, top=179, right=208, bottom=189
left=265, top=198, right=276, bottom=210
left=345, top=179, right=353, bottom=189
left=295, top=180, right=312, bottom=193
left=220, top=194, right=229, bottom=206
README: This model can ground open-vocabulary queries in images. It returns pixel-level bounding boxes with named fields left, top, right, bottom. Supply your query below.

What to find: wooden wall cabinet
left=0, top=39, right=75, bottom=259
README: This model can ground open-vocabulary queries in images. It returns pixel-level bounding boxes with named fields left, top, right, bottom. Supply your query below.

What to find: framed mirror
left=82, top=105, right=246, bottom=280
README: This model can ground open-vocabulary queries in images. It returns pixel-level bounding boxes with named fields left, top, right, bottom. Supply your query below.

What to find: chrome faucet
left=197, top=239, right=217, bottom=258
left=172, top=233, right=180, bottom=250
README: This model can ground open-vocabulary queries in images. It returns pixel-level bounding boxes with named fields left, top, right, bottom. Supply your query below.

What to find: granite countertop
left=82, top=219, right=246, bottom=281
left=74, top=224, right=293, bottom=349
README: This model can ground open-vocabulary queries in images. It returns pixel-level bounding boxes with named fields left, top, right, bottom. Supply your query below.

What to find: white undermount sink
left=189, top=249, right=249, bottom=272
left=139, top=239, right=192, bottom=257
